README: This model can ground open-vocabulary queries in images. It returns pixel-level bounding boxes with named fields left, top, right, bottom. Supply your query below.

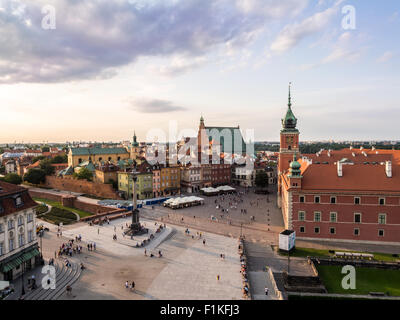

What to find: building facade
left=278, top=86, right=400, bottom=244
left=68, top=147, right=130, bottom=167
left=0, top=181, right=40, bottom=281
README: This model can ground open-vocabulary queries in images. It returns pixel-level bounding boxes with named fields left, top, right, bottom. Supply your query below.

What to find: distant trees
left=41, top=146, right=50, bottom=152
left=51, top=154, right=68, bottom=164
left=3, top=173, right=22, bottom=185
left=39, top=159, right=55, bottom=175
left=24, top=169, right=46, bottom=185
left=73, top=167, right=92, bottom=181
left=32, top=155, right=45, bottom=163
left=255, top=171, right=268, bottom=189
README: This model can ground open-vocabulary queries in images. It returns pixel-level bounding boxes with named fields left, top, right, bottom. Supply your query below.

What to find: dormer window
left=15, top=196, right=23, bottom=207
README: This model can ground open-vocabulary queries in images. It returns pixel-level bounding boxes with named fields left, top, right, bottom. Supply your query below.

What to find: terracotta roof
left=0, top=181, right=38, bottom=217
left=302, top=148, right=400, bottom=165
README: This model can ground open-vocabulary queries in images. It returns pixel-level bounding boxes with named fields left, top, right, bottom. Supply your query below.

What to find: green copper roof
left=282, top=83, right=298, bottom=131
left=70, top=147, right=128, bottom=155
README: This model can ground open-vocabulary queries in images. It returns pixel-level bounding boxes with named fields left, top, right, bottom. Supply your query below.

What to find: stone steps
left=24, top=259, right=81, bottom=300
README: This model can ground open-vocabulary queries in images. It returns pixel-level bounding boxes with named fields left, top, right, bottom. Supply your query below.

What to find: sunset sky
left=0, top=0, right=399, bottom=143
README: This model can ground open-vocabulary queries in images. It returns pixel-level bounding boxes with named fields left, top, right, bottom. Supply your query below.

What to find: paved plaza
left=39, top=216, right=244, bottom=300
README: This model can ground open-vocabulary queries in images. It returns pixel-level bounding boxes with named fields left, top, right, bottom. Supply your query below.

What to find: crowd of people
left=238, top=237, right=250, bottom=299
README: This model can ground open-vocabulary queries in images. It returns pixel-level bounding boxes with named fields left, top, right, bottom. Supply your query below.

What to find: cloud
left=299, top=32, right=363, bottom=70
left=377, top=51, right=394, bottom=63
left=151, top=55, right=208, bottom=77
left=129, top=98, right=187, bottom=113
left=0, top=0, right=307, bottom=84
left=270, top=2, right=341, bottom=54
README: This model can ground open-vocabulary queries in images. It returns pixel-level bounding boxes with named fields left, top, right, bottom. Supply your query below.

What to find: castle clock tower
left=278, top=83, right=300, bottom=207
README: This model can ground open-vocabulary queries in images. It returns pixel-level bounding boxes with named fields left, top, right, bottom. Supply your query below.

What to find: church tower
left=130, top=131, right=140, bottom=160
left=278, top=83, right=300, bottom=207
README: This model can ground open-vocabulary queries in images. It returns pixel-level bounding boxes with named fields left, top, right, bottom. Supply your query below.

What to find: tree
left=0, top=165, right=5, bottom=174
left=73, top=167, right=93, bottom=181
left=32, top=155, right=45, bottom=163
left=41, top=146, right=50, bottom=152
left=255, top=170, right=268, bottom=189
left=24, top=169, right=46, bottom=185
left=51, top=154, right=68, bottom=164
left=39, top=159, right=55, bottom=175
left=3, top=173, right=23, bottom=185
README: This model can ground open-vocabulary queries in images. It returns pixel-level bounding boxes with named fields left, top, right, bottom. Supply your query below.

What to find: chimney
left=337, top=161, right=343, bottom=177
left=386, top=161, right=392, bottom=178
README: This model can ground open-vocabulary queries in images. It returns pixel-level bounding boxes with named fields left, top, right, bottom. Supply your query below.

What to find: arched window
left=108, top=157, right=112, bottom=161
left=78, top=158, right=82, bottom=164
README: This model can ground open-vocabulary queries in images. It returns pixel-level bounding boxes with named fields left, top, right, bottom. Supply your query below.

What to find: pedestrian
left=98, top=228, right=100, bottom=234
left=125, top=281, right=129, bottom=289
left=131, top=281, right=135, bottom=291
left=217, top=275, right=220, bottom=281
left=93, top=242, right=96, bottom=250
left=203, top=239, right=206, bottom=245
left=144, top=249, right=147, bottom=256
left=265, top=287, right=269, bottom=295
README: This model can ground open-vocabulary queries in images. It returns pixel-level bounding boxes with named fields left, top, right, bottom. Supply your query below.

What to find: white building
left=0, top=181, right=40, bottom=281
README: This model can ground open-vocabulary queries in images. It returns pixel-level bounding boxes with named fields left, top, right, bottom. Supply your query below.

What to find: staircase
left=24, top=259, right=82, bottom=300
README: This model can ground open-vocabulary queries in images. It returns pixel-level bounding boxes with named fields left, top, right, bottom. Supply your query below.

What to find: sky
left=0, top=0, right=399, bottom=143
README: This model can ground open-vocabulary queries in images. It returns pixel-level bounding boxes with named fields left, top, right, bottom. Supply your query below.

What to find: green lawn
left=278, top=247, right=399, bottom=262
left=317, top=265, right=400, bottom=296
left=40, top=207, right=77, bottom=225
left=33, top=197, right=93, bottom=218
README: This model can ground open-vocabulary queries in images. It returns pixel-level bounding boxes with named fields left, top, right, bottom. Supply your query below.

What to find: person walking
left=125, top=281, right=129, bottom=289
left=131, top=281, right=135, bottom=291
left=217, top=275, right=220, bottom=281
left=265, top=287, right=269, bottom=295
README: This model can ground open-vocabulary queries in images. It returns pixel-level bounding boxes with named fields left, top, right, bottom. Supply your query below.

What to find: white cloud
left=0, top=0, right=308, bottom=84
left=270, top=2, right=341, bottom=54
left=377, top=51, right=394, bottom=63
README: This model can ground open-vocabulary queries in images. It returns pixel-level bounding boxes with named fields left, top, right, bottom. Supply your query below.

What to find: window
left=8, top=220, right=14, bottom=230
left=330, top=197, right=336, bottom=204
left=28, top=230, right=33, bottom=242
left=314, top=227, right=320, bottom=234
left=18, top=234, right=24, bottom=247
left=354, top=197, right=360, bottom=204
left=330, top=227, right=336, bottom=234
left=378, top=214, right=386, bottom=225
left=299, top=226, right=305, bottom=233
left=354, top=228, right=360, bottom=236
left=18, top=216, right=24, bottom=226
left=330, top=212, right=337, bottom=223
left=379, top=198, right=385, bottom=205
left=15, top=196, right=23, bottom=207
left=0, top=242, right=3, bottom=256
left=378, top=229, right=384, bottom=237
left=298, top=211, right=305, bottom=221
left=0, top=223, right=3, bottom=233
left=9, top=238, right=14, bottom=251
left=354, top=213, right=361, bottom=223
left=314, top=196, right=320, bottom=203
left=27, top=213, right=33, bottom=223
left=314, top=212, right=321, bottom=222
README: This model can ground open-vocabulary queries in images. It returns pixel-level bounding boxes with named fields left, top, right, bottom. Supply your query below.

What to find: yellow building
left=160, top=164, right=180, bottom=196
left=68, top=147, right=130, bottom=167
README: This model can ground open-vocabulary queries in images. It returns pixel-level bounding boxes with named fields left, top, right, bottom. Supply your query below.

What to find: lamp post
left=39, top=230, right=44, bottom=263
left=21, top=261, right=25, bottom=297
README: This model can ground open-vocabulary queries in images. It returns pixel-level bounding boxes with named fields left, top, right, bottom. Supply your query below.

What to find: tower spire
left=288, top=82, right=292, bottom=109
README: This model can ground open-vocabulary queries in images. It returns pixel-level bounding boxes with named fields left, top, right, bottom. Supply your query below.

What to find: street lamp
left=21, top=261, right=25, bottom=297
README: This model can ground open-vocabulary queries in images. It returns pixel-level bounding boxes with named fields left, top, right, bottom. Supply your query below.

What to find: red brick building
left=278, top=87, right=400, bottom=244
